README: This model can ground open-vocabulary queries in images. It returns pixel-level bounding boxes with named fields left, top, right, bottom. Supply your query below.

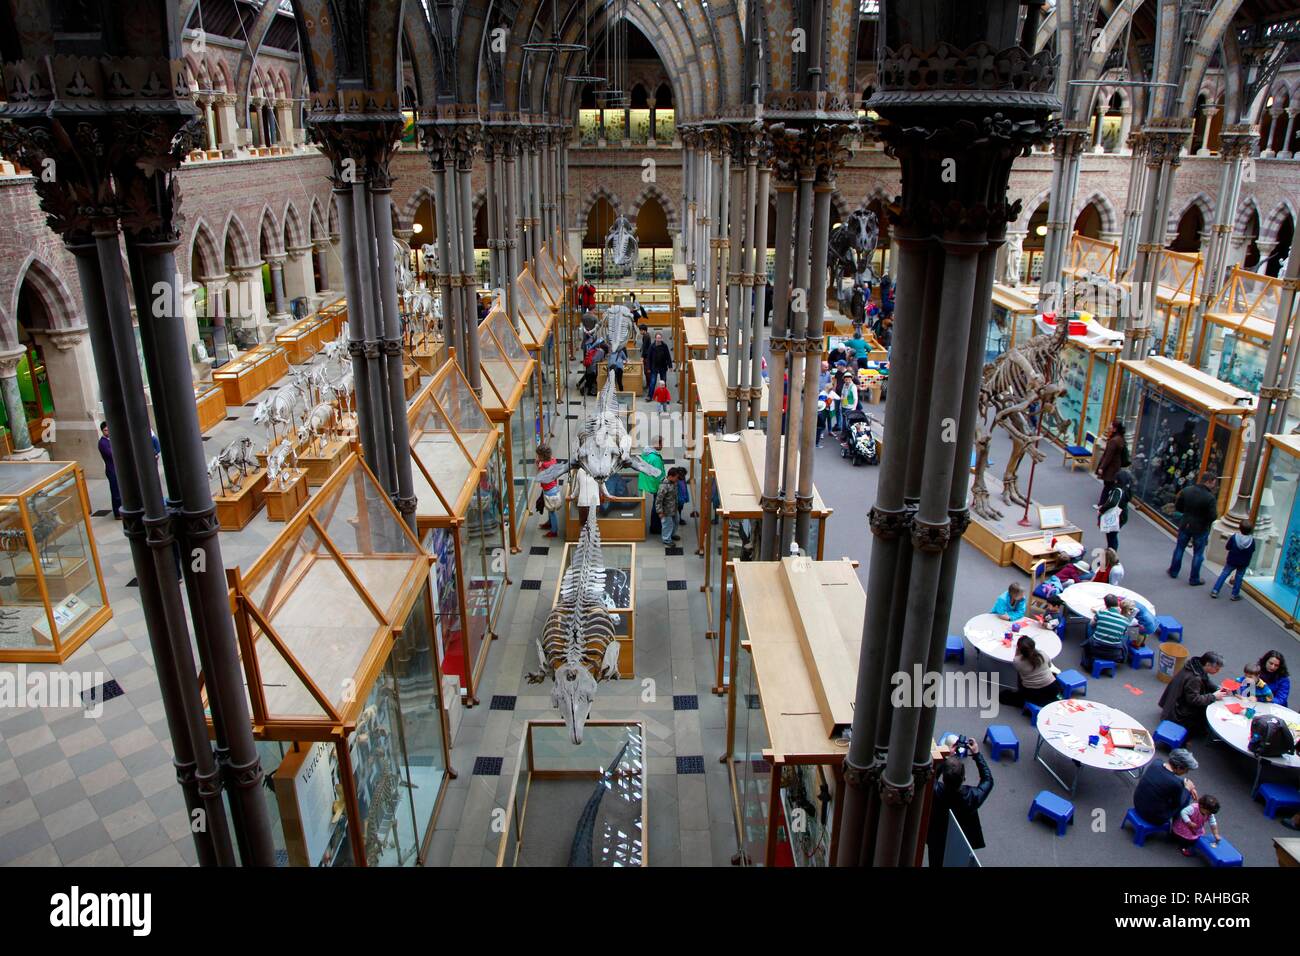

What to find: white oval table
left=1059, top=581, right=1155, bottom=618
left=1033, top=698, right=1154, bottom=795
left=963, top=613, right=1063, bottom=665
left=1206, top=699, right=1300, bottom=794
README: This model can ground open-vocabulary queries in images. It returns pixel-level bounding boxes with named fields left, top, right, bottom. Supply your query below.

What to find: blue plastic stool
left=1121, top=808, right=1170, bottom=846
left=1155, top=615, right=1183, bottom=643
left=983, top=725, right=1021, bottom=762
left=1256, top=783, right=1300, bottom=819
left=1127, top=644, right=1155, bottom=669
left=1090, top=658, right=1118, bottom=679
left=1153, top=720, right=1188, bottom=750
left=1028, top=791, right=1075, bottom=836
left=943, top=635, right=965, bottom=665
left=1056, top=669, right=1088, bottom=699
left=1194, top=836, right=1243, bottom=867
left=1023, top=701, right=1044, bottom=724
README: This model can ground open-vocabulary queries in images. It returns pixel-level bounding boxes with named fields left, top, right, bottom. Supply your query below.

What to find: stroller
left=839, top=410, right=879, bottom=466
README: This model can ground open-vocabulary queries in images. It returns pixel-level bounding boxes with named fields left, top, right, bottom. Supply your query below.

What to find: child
left=536, top=444, right=562, bottom=538
left=654, top=380, right=671, bottom=412
left=1171, top=794, right=1221, bottom=857
left=992, top=582, right=1027, bottom=621
left=675, top=467, right=691, bottom=525
left=1234, top=661, right=1274, bottom=702
left=1212, top=522, right=1256, bottom=601
left=1040, top=593, right=1067, bottom=638
left=654, top=468, right=681, bottom=545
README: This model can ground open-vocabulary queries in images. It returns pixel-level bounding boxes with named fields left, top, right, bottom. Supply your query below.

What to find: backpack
left=1119, top=444, right=1131, bottom=468
left=1248, top=714, right=1297, bottom=758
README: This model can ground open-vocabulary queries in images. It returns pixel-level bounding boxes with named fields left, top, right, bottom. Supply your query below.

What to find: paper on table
left=1224, top=701, right=1245, bottom=715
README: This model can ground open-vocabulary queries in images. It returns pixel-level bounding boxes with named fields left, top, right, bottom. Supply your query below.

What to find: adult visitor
left=97, top=422, right=121, bottom=520
left=1167, top=476, right=1219, bottom=586
left=1257, top=650, right=1291, bottom=706
left=608, top=340, right=627, bottom=392
left=998, top=636, right=1059, bottom=709
left=1211, top=522, right=1256, bottom=601
left=1132, top=748, right=1198, bottom=827
left=1094, top=420, right=1127, bottom=507
left=991, top=582, right=1026, bottom=621
left=1095, top=467, right=1131, bottom=551
left=643, top=332, right=673, bottom=402
left=926, top=738, right=993, bottom=867
left=843, top=331, right=871, bottom=362
left=1158, top=651, right=1228, bottom=737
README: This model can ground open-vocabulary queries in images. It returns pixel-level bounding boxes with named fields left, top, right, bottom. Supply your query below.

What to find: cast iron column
left=836, top=0, right=1059, bottom=867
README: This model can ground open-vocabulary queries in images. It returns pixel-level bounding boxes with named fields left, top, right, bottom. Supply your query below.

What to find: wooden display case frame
left=700, top=433, right=831, bottom=694
left=1061, top=232, right=1119, bottom=282
left=0, top=461, right=112, bottom=663
left=220, top=453, right=454, bottom=867
left=212, top=343, right=290, bottom=405
left=686, top=356, right=769, bottom=505
left=195, top=382, right=226, bottom=433
left=495, top=720, right=648, bottom=867
left=407, top=362, right=510, bottom=705
left=1192, top=266, right=1286, bottom=382
left=1121, top=248, right=1203, bottom=361
left=477, top=311, right=538, bottom=553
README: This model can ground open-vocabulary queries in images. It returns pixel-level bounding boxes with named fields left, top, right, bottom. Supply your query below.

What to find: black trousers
left=613, top=367, right=624, bottom=391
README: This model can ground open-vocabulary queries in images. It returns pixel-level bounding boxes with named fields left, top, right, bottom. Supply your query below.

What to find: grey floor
left=1, top=331, right=1297, bottom=867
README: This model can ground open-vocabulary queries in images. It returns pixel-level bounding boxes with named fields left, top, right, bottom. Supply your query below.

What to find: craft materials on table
left=1035, top=699, right=1154, bottom=794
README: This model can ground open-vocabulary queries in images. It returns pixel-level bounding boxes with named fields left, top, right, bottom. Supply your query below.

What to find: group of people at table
left=985, top=578, right=1296, bottom=849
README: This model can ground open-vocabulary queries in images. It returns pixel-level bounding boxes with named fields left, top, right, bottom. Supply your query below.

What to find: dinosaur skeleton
left=970, top=311, right=1071, bottom=521
left=829, top=206, right=879, bottom=285
left=528, top=510, right=621, bottom=745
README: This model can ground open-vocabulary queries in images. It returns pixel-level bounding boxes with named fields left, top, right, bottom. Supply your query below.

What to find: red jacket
left=576, top=283, right=596, bottom=310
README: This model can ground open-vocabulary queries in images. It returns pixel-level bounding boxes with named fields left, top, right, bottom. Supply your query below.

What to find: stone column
left=284, top=244, right=316, bottom=304
left=503, top=129, right=523, bottom=330
left=275, top=99, right=294, bottom=151
left=312, top=240, right=332, bottom=292
left=1197, top=107, right=1219, bottom=156
left=30, top=330, right=98, bottom=465
left=215, top=94, right=240, bottom=158
left=1262, top=109, right=1282, bottom=157
left=228, top=264, right=271, bottom=342
left=0, top=347, right=49, bottom=459
left=1118, top=108, right=1133, bottom=152
left=1281, top=109, right=1298, bottom=160
left=1118, top=132, right=1148, bottom=273
left=265, top=254, right=290, bottom=323
left=647, top=97, right=657, bottom=148
left=201, top=97, right=217, bottom=151
left=1040, top=126, right=1086, bottom=309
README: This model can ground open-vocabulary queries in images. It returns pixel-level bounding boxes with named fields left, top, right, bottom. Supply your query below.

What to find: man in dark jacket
left=1168, top=477, right=1219, bottom=585
left=1159, top=652, right=1227, bottom=736
left=644, top=332, right=673, bottom=401
left=1094, top=419, right=1127, bottom=506
left=1133, top=748, right=1198, bottom=826
left=927, top=739, right=993, bottom=866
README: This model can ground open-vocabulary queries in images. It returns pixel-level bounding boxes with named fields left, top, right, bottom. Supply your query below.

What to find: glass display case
left=686, top=356, right=769, bottom=504
left=1194, top=266, right=1285, bottom=395
left=496, top=721, right=646, bottom=867
left=727, top=558, right=867, bottom=867
left=1035, top=319, right=1120, bottom=450
left=1244, top=434, right=1300, bottom=628
left=1106, top=357, right=1254, bottom=530
left=227, top=453, right=452, bottom=867
left=406, top=361, right=508, bottom=705
left=0, top=462, right=110, bottom=663
left=986, top=284, right=1039, bottom=364
left=701, top=433, right=830, bottom=694
left=478, top=312, right=537, bottom=552
left=1122, top=249, right=1202, bottom=360
left=1061, top=232, right=1119, bottom=282
left=515, top=268, right=559, bottom=440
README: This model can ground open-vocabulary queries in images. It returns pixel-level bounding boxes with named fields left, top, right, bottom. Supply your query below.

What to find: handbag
left=1099, top=507, right=1121, bottom=534
left=542, top=486, right=563, bottom=512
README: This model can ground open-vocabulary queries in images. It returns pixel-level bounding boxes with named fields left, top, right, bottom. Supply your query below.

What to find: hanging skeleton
left=603, top=215, right=639, bottom=274
left=970, top=315, right=1071, bottom=520
left=527, top=510, right=620, bottom=745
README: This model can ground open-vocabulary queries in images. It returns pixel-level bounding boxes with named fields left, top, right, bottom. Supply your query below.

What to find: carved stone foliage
left=310, top=119, right=404, bottom=189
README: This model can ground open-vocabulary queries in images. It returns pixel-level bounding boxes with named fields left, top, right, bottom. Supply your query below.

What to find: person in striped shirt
left=1082, top=593, right=1132, bottom=670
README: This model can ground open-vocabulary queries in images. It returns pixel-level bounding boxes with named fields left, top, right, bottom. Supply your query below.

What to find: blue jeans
left=546, top=509, right=560, bottom=535
left=645, top=369, right=662, bottom=400
left=1213, top=564, right=1246, bottom=597
left=1168, top=529, right=1210, bottom=582
left=660, top=513, right=678, bottom=544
